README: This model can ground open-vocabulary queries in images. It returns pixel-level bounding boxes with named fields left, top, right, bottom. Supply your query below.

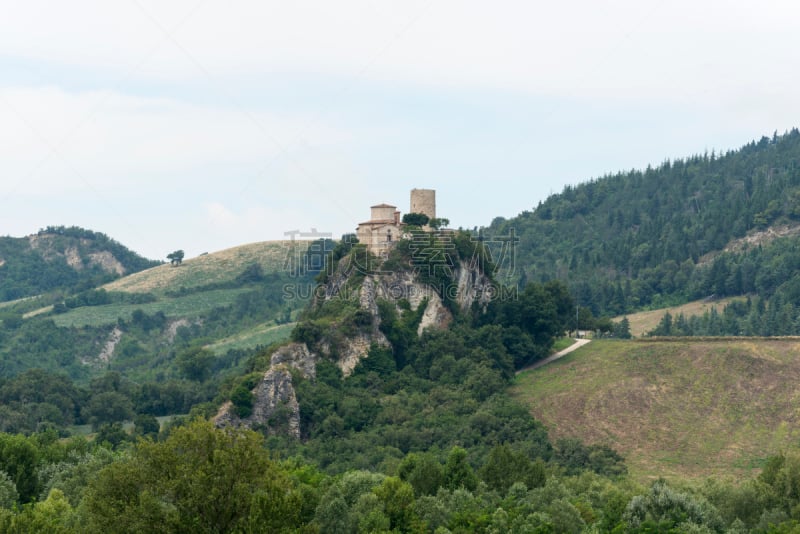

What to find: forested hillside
left=489, top=129, right=800, bottom=317
left=2, top=227, right=800, bottom=531
left=0, top=226, right=159, bottom=301
left=0, top=239, right=317, bottom=435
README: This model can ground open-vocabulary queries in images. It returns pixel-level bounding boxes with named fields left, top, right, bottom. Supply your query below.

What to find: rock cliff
left=214, top=342, right=315, bottom=437
left=217, top=236, right=495, bottom=437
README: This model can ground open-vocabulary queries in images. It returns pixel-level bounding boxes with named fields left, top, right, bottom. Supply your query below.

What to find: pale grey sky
left=2, top=1, right=799, bottom=259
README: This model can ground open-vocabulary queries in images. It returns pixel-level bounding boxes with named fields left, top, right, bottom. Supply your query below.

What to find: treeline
left=0, top=368, right=215, bottom=435
left=489, top=129, right=800, bottom=315
left=0, top=419, right=799, bottom=531
left=649, top=293, right=800, bottom=337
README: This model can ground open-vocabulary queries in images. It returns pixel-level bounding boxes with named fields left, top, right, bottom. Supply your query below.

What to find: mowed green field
left=52, top=288, right=251, bottom=327
left=511, top=338, right=800, bottom=481
left=204, top=322, right=295, bottom=355
left=102, top=240, right=307, bottom=295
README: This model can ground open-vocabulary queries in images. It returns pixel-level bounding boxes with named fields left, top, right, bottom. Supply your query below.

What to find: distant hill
left=0, top=226, right=159, bottom=301
left=512, top=338, right=800, bottom=481
left=103, top=240, right=303, bottom=295
left=488, top=129, right=800, bottom=316
left=0, top=238, right=316, bottom=385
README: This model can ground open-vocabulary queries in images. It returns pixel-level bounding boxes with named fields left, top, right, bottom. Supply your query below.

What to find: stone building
left=356, top=203, right=403, bottom=255
left=357, top=189, right=437, bottom=254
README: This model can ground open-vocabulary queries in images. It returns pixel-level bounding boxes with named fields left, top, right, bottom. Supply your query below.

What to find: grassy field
left=551, top=337, right=578, bottom=352
left=102, top=240, right=308, bottom=295
left=204, top=322, right=295, bottom=355
left=511, top=338, right=800, bottom=481
left=614, top=297, right=743, bottom=337
left=52, top=288, right=251, bottom=327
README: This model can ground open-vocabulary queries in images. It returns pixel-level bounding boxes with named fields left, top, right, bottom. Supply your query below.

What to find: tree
left=166, top=250, right=184, bottom=266
left=480, top=444, right=546, bottom=493
left=0, top=433, right=40, bottom=503
left=444, top=446, right=478, bottom=491
left=230, top=385, right=254, bottom=418
left=0, top=471, right=18, bottom=509
left=81, top=392, right=134, bottom=429
left=398, top=453, right=444, bottom=496
left=613, top=317, right=632, bottom=339
left=428, top=217, right=450, bottom=230
left=84, top=420, right=304, bottom=533
left=133, top=414, right=160, bottom=438
left=624, top=479, right=724, bottom=531
left=402, top=213, right=430, bottom=227
left=94, top=422, right=130, bottom=449
left=175, top=346, right=215, bottom=382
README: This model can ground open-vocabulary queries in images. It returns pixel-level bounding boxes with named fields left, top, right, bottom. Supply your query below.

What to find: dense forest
left=488, top=129, right=800, bottom=317
left=2, top=417, right=800, bottom=532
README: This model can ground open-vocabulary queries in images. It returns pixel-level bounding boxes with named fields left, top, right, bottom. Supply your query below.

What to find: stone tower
left=410, top=188, right=436, bottom=220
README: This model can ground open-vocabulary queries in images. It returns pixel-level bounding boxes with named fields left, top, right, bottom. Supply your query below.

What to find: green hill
left=102, top=240, right=304, bottom=295
left=0, top=226, right=159, bottom=302
left=488, top=129, right=800, bottom=318
left=0, top=239, right=317, bottom=383
left=511, top=338, right=800, bottom=481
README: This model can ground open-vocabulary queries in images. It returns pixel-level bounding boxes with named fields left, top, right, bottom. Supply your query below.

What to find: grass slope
left=614, top=296, right=743, bottom=337
left=204, top=322, right=295, bottom=355
left=103, top=240, right=306, bottom=295
left=52, top=288, right=252, bottom=327
left=511, top=338, right=800, bottom=481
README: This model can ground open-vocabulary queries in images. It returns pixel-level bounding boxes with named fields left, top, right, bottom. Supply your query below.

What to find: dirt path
left=516, top=338, right=591, bottom=374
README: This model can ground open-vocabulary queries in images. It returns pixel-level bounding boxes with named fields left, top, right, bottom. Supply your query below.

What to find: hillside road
left=516, top=338, right=591, bottom=374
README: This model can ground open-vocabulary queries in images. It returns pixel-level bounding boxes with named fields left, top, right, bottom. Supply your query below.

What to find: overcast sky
left=2, top=1, right=799, bottom=260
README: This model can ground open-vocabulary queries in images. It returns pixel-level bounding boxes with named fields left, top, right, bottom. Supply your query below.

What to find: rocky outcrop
left=27, top=235, right=126, bottom=275
left=214, top=342, right=316, bottom=438
left=453, top=260, right=495, bottom=313
left=312, top=256, right=494, bottom=374
left=216, top=244, right=496, bottom=437
left=88, top=251, right=126, bottom=275
left=417, top=294, right=450, bottom=335
left=336, top=333, right=383, bottom=376
left=82, top=326, right=123, bottom=366
left=270, top=342, right=317, bottom=379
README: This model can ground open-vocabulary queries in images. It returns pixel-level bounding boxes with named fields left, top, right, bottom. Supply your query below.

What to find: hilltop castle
left=356, top=188, right=436, bottom=254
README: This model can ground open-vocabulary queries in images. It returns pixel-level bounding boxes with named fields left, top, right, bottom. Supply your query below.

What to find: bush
left=231, top=385, right=254, bottom=419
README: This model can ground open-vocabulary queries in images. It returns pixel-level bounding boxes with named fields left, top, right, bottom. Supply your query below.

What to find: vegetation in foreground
left=0, top=418, right=799, bottom=532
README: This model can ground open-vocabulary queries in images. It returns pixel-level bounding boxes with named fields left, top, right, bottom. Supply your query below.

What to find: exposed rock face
left=216, top=246, right=495, bottom=438
left=270, top=342, right=317, bottom=379
left=214, top=342, right=316, bottom=438
left=453, top=260, right=495, bottom=313
left=251, top=368, right=300, bottom=437
left=312, top=256, right=493, bottom=375
left=88, top=251, right=126, bottom=275
left=26, top=235, right=126, bottom=275
left=417, top=294, right=450, bottom=335
left=83, top=326, right=123, bottom=366
left=336, top=332, right=382, bottom=377
left=64, top=247, right=83, bottom=270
